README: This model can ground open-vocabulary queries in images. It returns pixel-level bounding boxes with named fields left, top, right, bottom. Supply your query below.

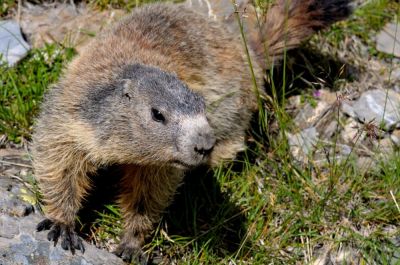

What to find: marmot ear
left=121, top=79, right=135, bottom=100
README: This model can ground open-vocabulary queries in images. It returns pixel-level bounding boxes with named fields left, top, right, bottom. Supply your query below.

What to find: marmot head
left=81, top=64, right=215, bottom=169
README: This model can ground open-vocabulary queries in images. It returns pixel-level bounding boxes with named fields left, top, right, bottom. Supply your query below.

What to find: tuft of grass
left=324, top=0, right=400, bottom=57
left=0, top=44, right=75, bottom=143
left=87, top=205, right=123, bottom=249
left=0, top=0, right=17, bottom=17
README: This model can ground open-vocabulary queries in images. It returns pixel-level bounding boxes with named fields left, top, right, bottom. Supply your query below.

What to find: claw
left=114, top=243, right=148, bottom=264
left=36, top=219, right=85, bottom=255
left=36, top=218, right=53, bottom=231
left=47, top=224, right=61, bottom=246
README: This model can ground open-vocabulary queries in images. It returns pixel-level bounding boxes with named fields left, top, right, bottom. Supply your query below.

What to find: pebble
left=390, top=129, right=400, bottom=146
left=341, top=118, right=363, bottom=144
left=349, top=89, right=400, bottom=131
left=373, top=138, right=394, bottom=157
left=294, top=101, right=331, bottom=129
left=376, top=22, right=400, bottom=57
left=287, top=127, right=318, bottom=162
left=0, top=20, right=31, bottom=66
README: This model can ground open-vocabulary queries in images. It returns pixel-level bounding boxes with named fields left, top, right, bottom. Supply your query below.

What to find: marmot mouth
left=170, top=160, right=198, bottom=169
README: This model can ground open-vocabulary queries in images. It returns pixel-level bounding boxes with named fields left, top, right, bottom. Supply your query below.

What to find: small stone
left=312, top=143, right=353, bottom=166
left=351, top=89, right=400, bottom=131
left=287, top=127, right=319, bottom=162
left=390, top=130, right=400, bottom=146
left=287, top=95, right=302, bottom=107
left=376, top=22, right=400, bottom=57
left=391, top=67, right=400, bottom=82
left=342, top=118, right=363, bottom=144
left=341, top=102, right=356, bottom=118
left=318, top=89, right=338, bottom=105
left=374, top=138, right=394, bottom=156
left=294, top=101, right=330, bottom=129
left=19, top=3, right=125, bottom=52
left=321, top=120, right=338, bottom=139
left=0, top=20, right=31, bottom=66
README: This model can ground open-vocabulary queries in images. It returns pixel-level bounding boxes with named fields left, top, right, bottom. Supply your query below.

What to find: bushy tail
left=254, top=0, right=353, bottom=67
left=186, top=0, right=352, bottom=69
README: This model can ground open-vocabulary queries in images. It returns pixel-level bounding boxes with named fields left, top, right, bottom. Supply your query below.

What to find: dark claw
left=36, top=219, right=85, bottom=255
left=77, top=238, right=85, bottom=253
left=47, top=225, right=61, bottom=246
left=23, top=205, right=35, bottom=216
left=37, top=218, right=53, bottom=231
left=61, top=231, right=71, bottom=251
left=114, top=244, right=148, bottom=265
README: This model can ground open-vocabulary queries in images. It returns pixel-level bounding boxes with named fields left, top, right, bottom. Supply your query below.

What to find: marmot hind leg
left=114, top=165, right=185, bottom=263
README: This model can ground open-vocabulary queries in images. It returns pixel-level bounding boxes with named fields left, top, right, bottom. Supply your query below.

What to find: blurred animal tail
left=186, top=0, right=353, bottom=69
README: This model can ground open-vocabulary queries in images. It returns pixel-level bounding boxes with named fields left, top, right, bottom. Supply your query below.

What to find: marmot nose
left=194, top=134, right=216, bottom=156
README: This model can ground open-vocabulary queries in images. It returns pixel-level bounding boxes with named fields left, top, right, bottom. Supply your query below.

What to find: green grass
left=1, top=0, right=399, bottom=264
left=0, top=0, right=17, bottom=17
left=89, top=152, right=399, bottom=264
left=0, top=45, right=75, bottom=143
left=323, top=0, right=400, bottom=58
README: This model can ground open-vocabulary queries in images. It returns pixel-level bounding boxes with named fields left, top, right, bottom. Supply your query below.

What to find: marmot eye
left=151, top=108, right=165, bottom=123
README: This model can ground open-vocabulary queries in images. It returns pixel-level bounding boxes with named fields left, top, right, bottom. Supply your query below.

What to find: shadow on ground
left=77, top=164, right=249, bottom=263
left=165, top=165, right=248, bottom=256
left=266, top=44, right=359, bottom=100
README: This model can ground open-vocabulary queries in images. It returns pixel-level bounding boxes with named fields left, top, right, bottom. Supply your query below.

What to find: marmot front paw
left=37, top=218, right=85, bottom=254
left=114, top=242, right=148, bottom=264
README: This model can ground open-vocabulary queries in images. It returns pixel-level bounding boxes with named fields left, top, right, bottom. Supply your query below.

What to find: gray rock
left=376, top=22, right=400, bottom=57
left=341, top=102, right=356, bottom=118
left=390, top=129, right=400, bottom=146
left=0, top=174, right=124, bottom=265
left=373, top=138, right=394, bottom=157
left=287, top=127, right=319, bottom=162
left=0, top=20, right=31, bottom=66
left=294, top=101, right=331, bottom=130
left=351, top=89, right=400, bottom=130
left=320, top=120, right=338, bottom=140
left=391, top=67, right=400, bottom=82
left=341, top=118, right=362, bottom=144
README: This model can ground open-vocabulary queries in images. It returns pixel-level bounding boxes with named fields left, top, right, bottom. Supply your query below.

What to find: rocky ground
left=0, top=148, right=124, bottom=265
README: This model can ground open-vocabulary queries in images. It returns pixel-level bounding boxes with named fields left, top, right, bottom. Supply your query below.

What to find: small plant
left=0, top=0, right=17, bottom=17
left=88, top=205, right=123, bottom=249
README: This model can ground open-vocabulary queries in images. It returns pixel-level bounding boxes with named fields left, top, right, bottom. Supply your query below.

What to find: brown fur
left=251, top=0, right=352, bottom=66
left=33, top=1, right=351, bottom=261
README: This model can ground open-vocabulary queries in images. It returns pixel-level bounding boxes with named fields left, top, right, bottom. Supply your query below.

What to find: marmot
left=33, top=0, right=352, bottom=263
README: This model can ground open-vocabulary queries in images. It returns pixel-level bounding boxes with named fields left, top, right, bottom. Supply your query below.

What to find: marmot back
left=33, top=1, right=352, bottom=263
